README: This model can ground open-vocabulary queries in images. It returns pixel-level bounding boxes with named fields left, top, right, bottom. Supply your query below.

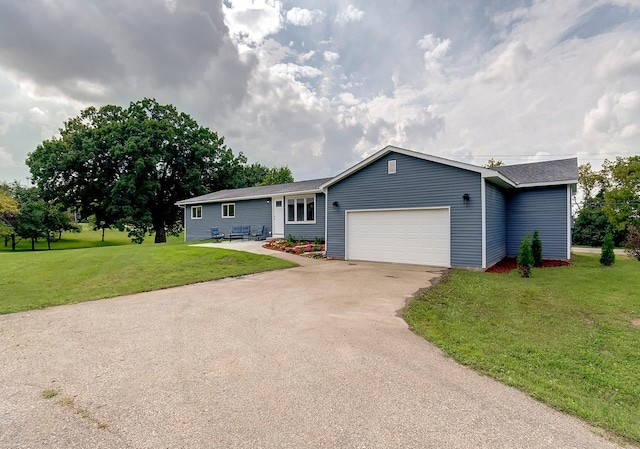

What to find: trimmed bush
left=517, top=233, right=534, bottom=278
left=600, top=232, right=615, bottom=266
left=531, top=230, right=542, bottom=267
left=623, top=224, right=640, bottom=261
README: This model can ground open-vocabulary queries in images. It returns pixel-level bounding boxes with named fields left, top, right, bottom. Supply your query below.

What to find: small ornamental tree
left=531, top=230, right=543, bottom=267
left=600, top=231, right=616, bottom=266
left=623, top=224, right=640, bottom=261
left=517, top=233, right=534, bottom=278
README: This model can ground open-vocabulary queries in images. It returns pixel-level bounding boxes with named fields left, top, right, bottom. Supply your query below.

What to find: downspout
left=182, top=206, right=187, bottom=242
left=323, top=187, right=328, bottom=254
left=481, top=178, right=487, bottom=269
left=567, top=185, right=572, bottom=259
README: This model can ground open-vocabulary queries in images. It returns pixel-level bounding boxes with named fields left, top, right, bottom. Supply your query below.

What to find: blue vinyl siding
left=485, top=181, right=507, bottom=267
left=185, top=198, right=272, bottom=241
left=326, top=152, right=483, bottom=267
left=284, top=193, right=325, bottom=241
left=506, top=186, right=568, bottom=259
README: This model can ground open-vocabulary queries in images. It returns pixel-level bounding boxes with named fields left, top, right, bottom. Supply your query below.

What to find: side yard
left=404, top=253, right=640, bottom=444
left=0, top=229, right=296, bottom=314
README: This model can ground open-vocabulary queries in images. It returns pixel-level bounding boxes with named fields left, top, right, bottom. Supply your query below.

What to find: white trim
left=182, top=206, right=187, bottom=242
left=344, top=206, right=451, bottom=267
left=567, top=185, right=572, bottom=259
left=285, top=194, right=317, bottom=224
left=324, top=189, right=328, bottom=253
left=515, top=179, right=578, bottom=189
left=481, top=178, right=487, bottom=269
left=221, top=203, right=235, bottom=218
left=191, top=205, right=203, bottom=220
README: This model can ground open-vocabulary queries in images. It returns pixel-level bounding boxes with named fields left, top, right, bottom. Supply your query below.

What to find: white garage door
left=346, top=208, right=450, bottom=267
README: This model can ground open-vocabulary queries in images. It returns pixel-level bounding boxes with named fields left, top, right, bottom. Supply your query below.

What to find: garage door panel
left=346, top=209, right=450, bottom=267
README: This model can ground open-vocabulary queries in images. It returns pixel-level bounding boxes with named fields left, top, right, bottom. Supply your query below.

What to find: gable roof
left=495, top=158, right=578, bottom=187
left=320, top=145, right=578, bottom=190
left=176, top=177, right=331, bottom=205
left=320, top=145, right=504, bottom=189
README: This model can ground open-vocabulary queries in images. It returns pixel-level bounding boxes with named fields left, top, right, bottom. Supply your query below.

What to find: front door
left=272, top=196, right=284, bottom=238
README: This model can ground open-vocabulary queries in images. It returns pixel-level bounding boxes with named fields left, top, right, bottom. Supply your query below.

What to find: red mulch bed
left=486, top=257, right=571, bottom=274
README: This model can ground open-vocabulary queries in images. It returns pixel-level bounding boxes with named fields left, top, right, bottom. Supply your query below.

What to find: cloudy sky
left=1, top=0, right=639, bottom=184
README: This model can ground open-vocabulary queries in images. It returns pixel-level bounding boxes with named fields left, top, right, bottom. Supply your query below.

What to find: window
left=286, top=195, right=315, bottom=223
left=222, top=203, right=235, bottom=218
left=191, top=206, right=202, bottom=219
left=388, top=159, right=396, bottom=174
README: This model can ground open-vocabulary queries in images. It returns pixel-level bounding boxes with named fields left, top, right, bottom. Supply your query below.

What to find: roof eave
left=514, top=179, right=578, bottom=188
left=175, top=188, right=323, bottom=206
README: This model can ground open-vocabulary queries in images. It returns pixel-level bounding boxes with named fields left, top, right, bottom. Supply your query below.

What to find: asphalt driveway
left=0, top=245, right=623, bottom=448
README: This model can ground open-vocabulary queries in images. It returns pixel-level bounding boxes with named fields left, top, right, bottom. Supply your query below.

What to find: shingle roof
left=176, top=177, right=332, bottom=205
left=494, top=158, right=578, bottom=186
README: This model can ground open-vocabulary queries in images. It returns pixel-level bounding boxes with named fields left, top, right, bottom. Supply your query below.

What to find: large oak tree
left=27, top=99, right=245, bottom=243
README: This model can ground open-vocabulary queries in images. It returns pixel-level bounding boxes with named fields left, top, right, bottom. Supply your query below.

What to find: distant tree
left=0, top=186, right=19, bottom=247
left=600, top=156, right=640, bottom=233
left=517, top=233, right=534, bottom=278
left=600, top=231, right=616, bottom=266
left=258, top=166, right=294, bottom=186
left=484, top=158, right=504, bottom=168
left=238, top=162, right=269, bottom=188
left=531, top=230, right=542, bottom=267
left=27, top=98, right=245, bottom=243
left=623, top=224, right=640, bottom=261
left=14, top=197, right=47, bottom=251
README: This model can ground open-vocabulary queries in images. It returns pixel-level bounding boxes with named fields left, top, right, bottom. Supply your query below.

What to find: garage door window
left=287, top=195, right=315, bottom=223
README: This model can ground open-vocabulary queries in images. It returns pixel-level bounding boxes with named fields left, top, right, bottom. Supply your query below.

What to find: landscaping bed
left=486, top=257, right=571, bottom=273
left=263, top=239, right=325, bottom=258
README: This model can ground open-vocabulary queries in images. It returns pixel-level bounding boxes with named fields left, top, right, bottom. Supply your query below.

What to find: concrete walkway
left=0, top=242, right=624, bottom=448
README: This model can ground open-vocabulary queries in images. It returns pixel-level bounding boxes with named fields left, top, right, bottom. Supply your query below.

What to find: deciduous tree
left=27, top=98, right=245, bottom=243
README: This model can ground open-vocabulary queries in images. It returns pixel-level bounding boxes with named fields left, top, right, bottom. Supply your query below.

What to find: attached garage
left=345, top=208, right=450, bottom=267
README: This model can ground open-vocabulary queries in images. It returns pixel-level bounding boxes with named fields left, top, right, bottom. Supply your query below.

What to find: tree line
left=573, top=156, right=639, bottom=249
left=1, top=98, right=293, bottom=249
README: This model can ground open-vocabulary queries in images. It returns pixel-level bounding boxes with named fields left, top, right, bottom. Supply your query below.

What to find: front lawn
left=0, top=229, right=296, bottom=314
left=404, top=253, right=640, bottom=444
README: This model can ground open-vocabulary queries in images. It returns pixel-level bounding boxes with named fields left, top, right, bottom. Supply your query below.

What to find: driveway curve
left=0, top=244, right=623, bottom=448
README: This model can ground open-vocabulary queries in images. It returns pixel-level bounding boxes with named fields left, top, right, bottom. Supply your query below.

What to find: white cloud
left=596, top=38, right=640, bottom=79
left=0, top=147, right=16, bottom=167
left=299, top=50, right=316, bottom=63
left=223, top=0, right=283, bottom=46
left=271, top=63, right=323, bottom=79
left=28, top=107, right=48, bottom=124
left=491, top=7, right=530, bottom=29
left=475, top=41, right=533, bottom=83
left=582, top=91, right=640, bottom=139
left=323, top=51, right=340, bottom=62
left=335, top=5, right=365, bottom=24
left=0, top=112, right=22, bottom=135
left=286, top=7, right=325, bottom=26
left=417, top=34, right=451, bottom=73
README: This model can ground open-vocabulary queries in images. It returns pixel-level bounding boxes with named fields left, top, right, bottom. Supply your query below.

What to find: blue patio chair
left=210, top=227, right=224, bottom=241
left=251, top=224, right=266, bottom=240
left=241, top=225, right=251, bottom=239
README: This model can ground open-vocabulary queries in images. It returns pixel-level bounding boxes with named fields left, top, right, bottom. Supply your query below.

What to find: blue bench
left=229, top=225, right=251, bottom=241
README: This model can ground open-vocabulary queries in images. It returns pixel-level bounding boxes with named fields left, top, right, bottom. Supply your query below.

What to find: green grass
left=404, top=253, right=640, bottom=444
left=0, top=224, right=184, bottom=252
left=0, top=228, right=296, bottom=314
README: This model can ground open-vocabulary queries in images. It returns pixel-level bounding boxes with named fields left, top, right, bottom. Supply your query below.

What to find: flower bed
left=263, top=239, right=325, bottom=257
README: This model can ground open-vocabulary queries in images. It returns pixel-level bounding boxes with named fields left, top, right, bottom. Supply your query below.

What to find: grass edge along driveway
left=404, top=253, right=640, bottom=445
left=1, top=243, right=296, bottom=314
